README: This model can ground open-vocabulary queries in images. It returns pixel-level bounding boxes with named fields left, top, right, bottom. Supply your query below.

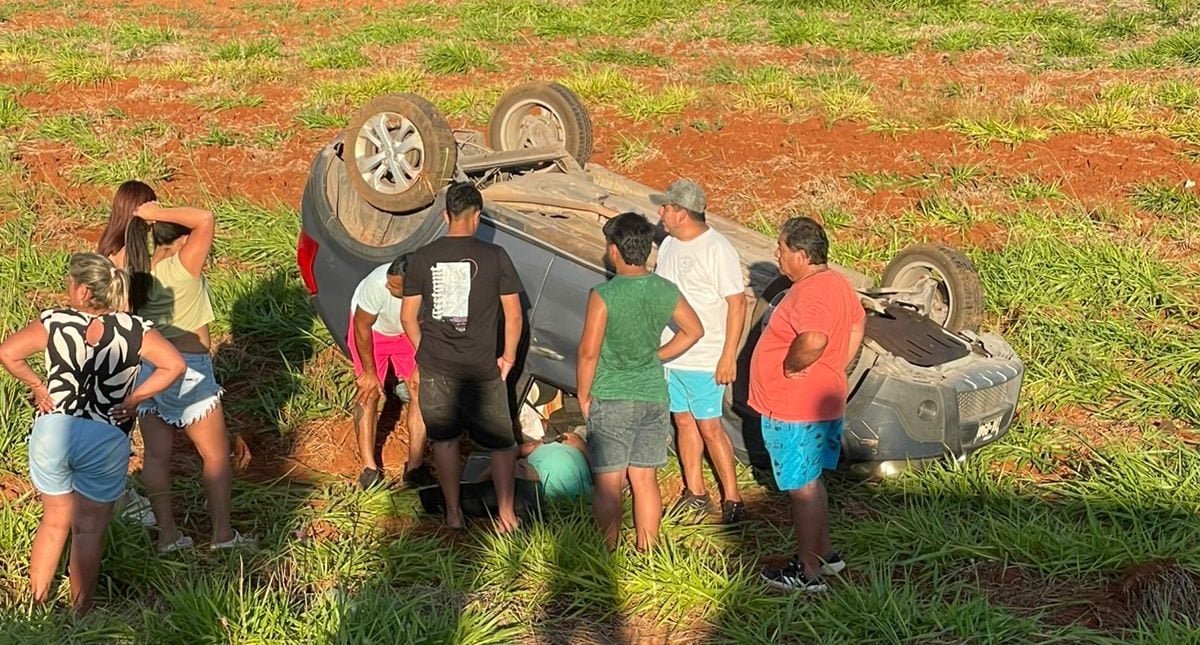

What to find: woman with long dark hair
left=0, top=253, right=185, bottom=614
left=96, top=180, right=157, bottom=266
left=125, top=199, right=253, bottom=552
left=97, top=180, right=159, bottom=527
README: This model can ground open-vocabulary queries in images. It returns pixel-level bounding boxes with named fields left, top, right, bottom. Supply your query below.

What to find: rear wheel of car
left=488, top=81, right=594, bottom=165
left=882, top=243, right=984, bottom=332
left=344, top=93, right=458, bottom=214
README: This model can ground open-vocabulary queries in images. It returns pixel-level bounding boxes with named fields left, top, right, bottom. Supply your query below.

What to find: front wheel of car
left=882, top=244, right=984, bottom=332
left=344, top=93, right=458, bottom=213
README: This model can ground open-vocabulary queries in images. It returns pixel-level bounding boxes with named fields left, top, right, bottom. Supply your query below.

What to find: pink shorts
left=347, top=322, right=416, bottom=382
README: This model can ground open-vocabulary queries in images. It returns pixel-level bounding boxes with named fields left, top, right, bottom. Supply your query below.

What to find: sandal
left=157, top=532, right=194, bottom=555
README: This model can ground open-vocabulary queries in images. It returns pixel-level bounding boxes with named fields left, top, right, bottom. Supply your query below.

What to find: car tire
left=882, top=244, right=984, bottom=332
left=344, top=93, right=458, bottom=214
left=488, top=81, right=594, bottom=165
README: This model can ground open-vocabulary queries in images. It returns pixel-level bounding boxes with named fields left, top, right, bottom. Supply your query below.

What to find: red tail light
left=296, top=231, right=319, bottom=295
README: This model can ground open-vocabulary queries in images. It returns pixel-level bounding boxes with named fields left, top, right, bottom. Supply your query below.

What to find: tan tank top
left=139, top=254, right=214, bottom=338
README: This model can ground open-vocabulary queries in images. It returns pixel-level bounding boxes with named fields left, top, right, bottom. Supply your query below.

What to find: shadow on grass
left=704, top=456, right=1200, bottom=644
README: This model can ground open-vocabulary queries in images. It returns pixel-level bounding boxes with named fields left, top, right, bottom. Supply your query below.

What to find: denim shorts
left=419, top=370, right=516, bottom=450
left=761, top=416, right=845, bottom=490
left=666, top=369, right=725, bottom=420
left=136, top=352, right=224, bottom=427
left=28, top=413, right=131, bottom=503
left=586, top=399, right=671, bottom=473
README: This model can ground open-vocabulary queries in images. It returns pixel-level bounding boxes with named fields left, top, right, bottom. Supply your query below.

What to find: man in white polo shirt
left=349, top=254, right=430, bottom=490
left=651, top=178, right=747, bottom=524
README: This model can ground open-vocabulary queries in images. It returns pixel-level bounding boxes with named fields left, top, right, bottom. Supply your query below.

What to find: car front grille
left=957, top=385, right=1008, bottom=421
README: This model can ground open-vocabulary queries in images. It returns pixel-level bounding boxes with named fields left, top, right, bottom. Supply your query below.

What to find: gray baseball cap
left=650, top=178, right=706, bottom=214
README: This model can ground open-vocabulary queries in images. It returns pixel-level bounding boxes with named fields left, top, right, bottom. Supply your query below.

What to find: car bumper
left=842, top=350, right=1025, bottom=467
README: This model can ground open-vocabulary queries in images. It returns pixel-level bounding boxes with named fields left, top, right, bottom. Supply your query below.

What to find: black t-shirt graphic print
left=405, top=236, right=523, bottom=381
left=41, top=308, right=150, bottom=434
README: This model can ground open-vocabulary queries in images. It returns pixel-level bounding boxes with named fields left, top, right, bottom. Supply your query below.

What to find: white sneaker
left=211, top=530, right=256, bottom=550
left=158, top=532, right=194, bottom=554
left=119, top=489, right=157, bottom=527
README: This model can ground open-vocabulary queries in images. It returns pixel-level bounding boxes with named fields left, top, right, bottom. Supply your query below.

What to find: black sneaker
left=720, top=500, right=746, bottom=525
left=402, top=463, right=436, bottom=488
left=820, top=551, right=846, bottom=576
left=357, top=468, right=384, bottom=490
left=761, top=561, right=828, bottom=593
left=668, top=490, right=713, bottom=522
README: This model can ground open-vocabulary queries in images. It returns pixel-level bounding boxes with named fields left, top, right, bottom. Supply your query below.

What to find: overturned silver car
left=296, top=81, right=1024, bottom=479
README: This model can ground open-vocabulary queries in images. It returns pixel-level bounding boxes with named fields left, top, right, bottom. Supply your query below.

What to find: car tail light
left=296, top=231, right=319, bottom=295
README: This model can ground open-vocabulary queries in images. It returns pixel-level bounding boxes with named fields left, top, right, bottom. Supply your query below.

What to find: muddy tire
left=344, top=94, right=458, bottom=213
left=882, top=244, right=984, bottom=332
left=488, top=81, right=593, bottom=165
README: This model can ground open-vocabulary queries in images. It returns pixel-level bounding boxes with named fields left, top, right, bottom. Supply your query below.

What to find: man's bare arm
left=400, top=295, right=423, bottom=351
left=784, top=331, right=827, bottom=377
left=847, top=318, right=865, bottom=364
left=576, top=290, right=607, bottom=416
left=715, top=292, right=747, bottom=384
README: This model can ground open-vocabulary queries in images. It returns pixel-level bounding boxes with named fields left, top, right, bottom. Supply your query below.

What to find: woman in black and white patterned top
left=0, top=253, right=184, bottom=616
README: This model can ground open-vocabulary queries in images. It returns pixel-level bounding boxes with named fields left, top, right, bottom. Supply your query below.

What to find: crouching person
left=347, top=253, right=428, bottom=490
left=577, top=213, right=703, bottom=551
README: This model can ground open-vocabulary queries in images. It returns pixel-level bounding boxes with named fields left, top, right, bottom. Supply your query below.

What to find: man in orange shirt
left=750, top=217, right=865, bottom=593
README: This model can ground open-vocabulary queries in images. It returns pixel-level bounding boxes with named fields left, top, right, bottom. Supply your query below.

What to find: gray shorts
left=586, top=399, right=670, bottom=473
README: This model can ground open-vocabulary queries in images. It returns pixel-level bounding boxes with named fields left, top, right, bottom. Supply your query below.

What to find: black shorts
left=419, top=370, right=516, bottom=450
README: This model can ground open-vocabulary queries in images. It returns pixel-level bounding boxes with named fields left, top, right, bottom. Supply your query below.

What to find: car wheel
left=344, top=93, right=458, bottom=213
left=488, top=81, right=594, bottom=165
left=882, top=244, right=984, bottom=332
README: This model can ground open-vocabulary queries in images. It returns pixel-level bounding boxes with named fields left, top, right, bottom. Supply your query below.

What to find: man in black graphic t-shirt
left=402, top=182, right=525, bottom=532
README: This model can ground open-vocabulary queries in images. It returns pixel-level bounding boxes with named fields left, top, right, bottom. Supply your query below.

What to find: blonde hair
left=69, top=252, right=129, bottom=312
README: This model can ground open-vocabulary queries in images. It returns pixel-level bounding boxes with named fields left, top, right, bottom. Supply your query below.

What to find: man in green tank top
left=577, top=213, right=704, bottom=551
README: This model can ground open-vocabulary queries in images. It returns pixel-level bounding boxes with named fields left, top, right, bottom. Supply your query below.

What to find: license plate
left=976, top=415, right=1002, bottom=441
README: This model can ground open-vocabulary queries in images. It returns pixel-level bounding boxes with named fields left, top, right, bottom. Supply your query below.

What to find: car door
left=523, top=255, right=604, bottom=391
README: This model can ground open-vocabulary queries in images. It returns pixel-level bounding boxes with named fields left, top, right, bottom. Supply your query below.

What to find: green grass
left=1130, top=181, right=1200, bottom=216
left=46, top=55, right=123, bottom=85
left=434, top=86, right=503, bottom=125
left=570, top=46, right=669, bottom=68
left=1094, top=11, right=1144, bottom=40
left=34, top=113, right=108, bottom=156
left=1117, top=27, right=1200, bottom=67
left=193, top=125, right=239, bottom=147
left=347, top=14, right=436, bottom=46
left=422, top=42, right=501, bottom=75
left=950, top=117, right=1049, bottom=147
left=1156, top=80, right=1200, bottom=111
left=110, top=22, right=176, bottom=55
left=1042, top=28, right=1100, bottom=58
left=562, top=65, right=643, bottom=104
left=1009, top=175, right=1067, bottom=202
left=213, top=37, right=282, bottom=61
left=0, top=90, right=30, bottom=129
left=303, top=69, right=428, bottom=118
left=820, top=87, right=876, bottom=123
left=611, top=134, right=660, bottom=168
left=251, top=125, right=291, bottom=148
left=188, top=91, right=265, bottom=112
left=617, top=84, right=696, bottom=121
left=1048, top=101, right=1148, bottom=134
left=67, top=146, right=175, bottom=186
left=301, top=42, right=370, bottom=70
